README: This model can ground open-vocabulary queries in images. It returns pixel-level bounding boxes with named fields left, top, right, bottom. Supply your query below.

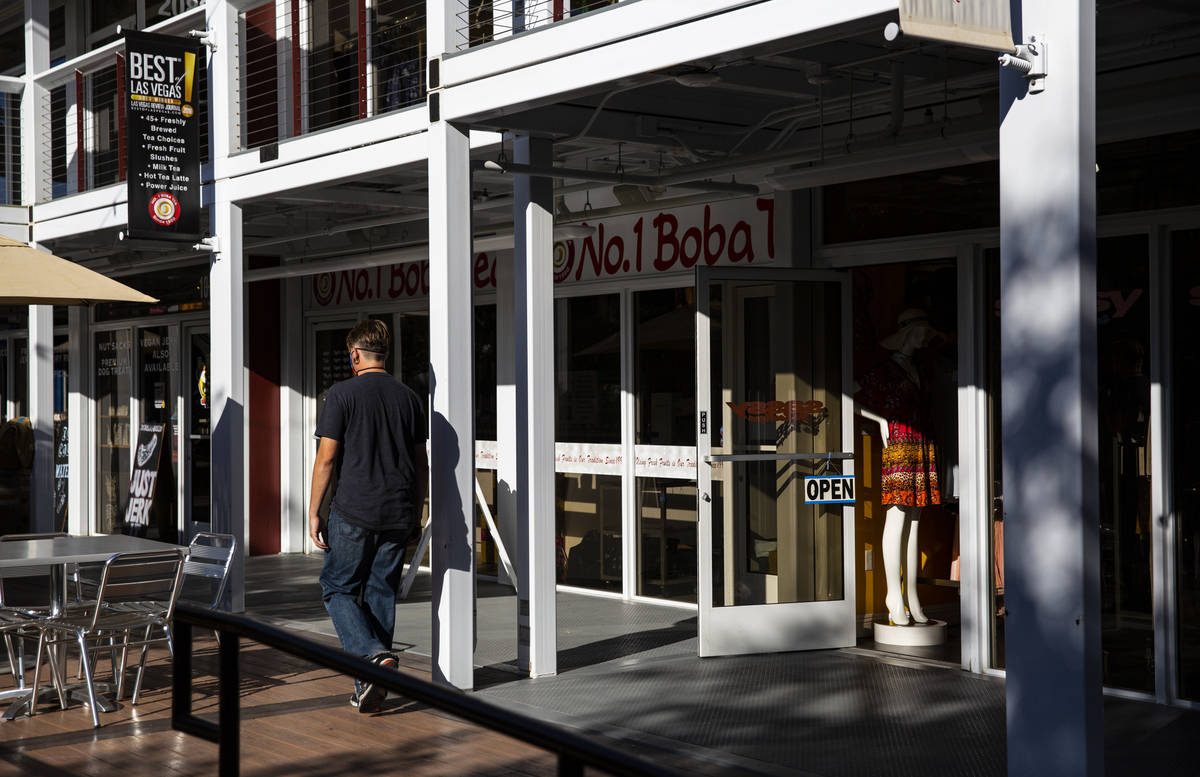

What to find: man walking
left=309, top=319, right=428, bottom=712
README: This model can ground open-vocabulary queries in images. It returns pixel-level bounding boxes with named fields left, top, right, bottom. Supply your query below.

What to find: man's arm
left=308, top=436, right=339, bottom=550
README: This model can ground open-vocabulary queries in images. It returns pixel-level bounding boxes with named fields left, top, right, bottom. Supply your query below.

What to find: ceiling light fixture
left=673, top=71, right=721, bottom=88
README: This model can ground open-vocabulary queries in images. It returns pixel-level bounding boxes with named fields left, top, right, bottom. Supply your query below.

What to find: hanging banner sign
left=53, top=422, right=69, bottom=530
left=124, top=30, right=202, bottom=241
left=899, top=0, right=1014, bottom=53
left=125, top=423, right=165, bottom=528
left=804, top=475, right=856, bottom=505
left=308, top=196, right=777, bottom=308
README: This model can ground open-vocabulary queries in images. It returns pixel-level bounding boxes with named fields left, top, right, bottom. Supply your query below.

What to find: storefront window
left=476, top=304, right=497, bottom=441
left=313, top=322, right=354, bottom=524
left=53, top=334, right=69, bottom=531
left=637, top=478, right=697, bottom=602
left=0, top=338, right=7, bottom=419
left=555, top=294, right=620, bottom=443
left=476, top=468, right=499, bottom=577
left=985, top=250, right=1006, bottom=669
left=1097, top=234, right=1153, bottom=693
left=139, top=326, right=178, bottom=542
left=398, top=312, right=430, bottom=409
left=0, top=334, right=29, bottom=535
left=14, top=337, right=26, bottom=418
left=852, top=260, right=959, bottom=655
left=96, top=329, right=132, bottom=534
left=557, top=473, right=621, bottom=592
left=634, top=287, right=695, bottom=446
left=187, top=329, right=210, bottom=525
left=1172, top=229, right=1200, bottom=701
left=986, top=237, right=1155, bottom=685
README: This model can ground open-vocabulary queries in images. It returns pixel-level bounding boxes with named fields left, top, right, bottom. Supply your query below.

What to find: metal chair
left=180, top=532, right=237, bottom=612
left=0, top=533, right=69, bottom=687
left=104, top=532, right=236, bottom=702
left=29, top=549, right=184, bottom=727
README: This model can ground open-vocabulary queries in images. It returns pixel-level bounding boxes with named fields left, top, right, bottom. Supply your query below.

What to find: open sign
left=804, top=476, right=855, bottom=504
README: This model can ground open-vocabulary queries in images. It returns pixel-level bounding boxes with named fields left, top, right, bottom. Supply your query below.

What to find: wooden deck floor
left=0, top=637, right=561, bottom=777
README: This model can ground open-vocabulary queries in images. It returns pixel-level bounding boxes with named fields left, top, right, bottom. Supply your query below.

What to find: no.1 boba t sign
left=124, top=30, right=202, bottom=241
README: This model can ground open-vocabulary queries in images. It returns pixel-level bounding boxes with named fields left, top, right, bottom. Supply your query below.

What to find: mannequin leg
left=904, top=508, right=927, bottom=623
left=882, top=506, right=908, bottom=625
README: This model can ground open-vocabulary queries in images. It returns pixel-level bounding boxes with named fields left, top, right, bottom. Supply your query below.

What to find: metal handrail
left=171, top=602, right=682, bottom=777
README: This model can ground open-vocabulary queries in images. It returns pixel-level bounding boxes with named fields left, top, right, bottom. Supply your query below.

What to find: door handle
left=702, top=493, right=711, bottom=503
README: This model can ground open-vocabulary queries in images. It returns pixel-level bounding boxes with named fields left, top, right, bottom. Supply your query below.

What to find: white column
left=209, top=0, right=245, bottom=611
left=956, top=244, right=990, bottom=674
left=28, top=303, right=53, bottom=533
left=279, top=277, right=306, bottom=552
left=495, top=248, right=517, bottom=588
left=209, top=197, right=245, bottom=611
left=22, top=0, right=48, bottom=206
left=1000, top=4, right=1101, bottom=776
left=427, top=117, right=476, bottom=689
left=67, top=306, right=89, bottom=535
left=513, top=135, right=556, bottom=677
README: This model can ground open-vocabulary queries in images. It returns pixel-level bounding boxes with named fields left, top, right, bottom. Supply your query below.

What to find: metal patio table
left=0, top=534, right=185, bottom=719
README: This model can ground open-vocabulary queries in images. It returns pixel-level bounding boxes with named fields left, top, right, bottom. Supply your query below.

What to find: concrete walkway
left=246, top=554, right=1196, bottom=777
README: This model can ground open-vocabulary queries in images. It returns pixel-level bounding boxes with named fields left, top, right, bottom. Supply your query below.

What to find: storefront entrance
left=696, top=268, right=855, bottom=656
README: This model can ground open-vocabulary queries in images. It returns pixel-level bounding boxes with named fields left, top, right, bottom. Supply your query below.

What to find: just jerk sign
left=124, top=30, right=202, bottom=241
left=310, top=196, right=777, bottom=308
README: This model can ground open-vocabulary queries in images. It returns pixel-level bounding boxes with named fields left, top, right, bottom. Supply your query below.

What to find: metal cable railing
left=239, top=0, right=425, bottom=150
left=172, top=602, right=683, bottom=777
left=36, top=45, right=208, bottom=202
left=455, top=0, right=619, bottom=50
left=0, top=91, right=20, bottom=205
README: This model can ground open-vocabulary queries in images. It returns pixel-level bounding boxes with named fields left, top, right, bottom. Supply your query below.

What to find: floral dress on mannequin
left=856, top=356, right=940, bottom=507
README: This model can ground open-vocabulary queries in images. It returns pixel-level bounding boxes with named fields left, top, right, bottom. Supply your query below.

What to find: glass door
left=306, top=318, right=357, bottom=550
left=183, top=325, right=211, bottom=539
left=137, top=324, right=179, bottom=543
left=696, top=268, right=855, bottom=656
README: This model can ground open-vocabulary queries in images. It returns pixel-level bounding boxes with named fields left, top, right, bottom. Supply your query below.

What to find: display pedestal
left=873, top=619, right=947, bottom=647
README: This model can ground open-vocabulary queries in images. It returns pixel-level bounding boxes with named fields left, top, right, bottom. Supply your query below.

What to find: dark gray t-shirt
left=314, top=373, right=427, bottom=533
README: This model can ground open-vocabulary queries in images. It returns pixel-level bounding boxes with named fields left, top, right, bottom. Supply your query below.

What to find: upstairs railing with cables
left=454, top=0, right=619, bottom=49
left=238, top=0, right=427, bottom=151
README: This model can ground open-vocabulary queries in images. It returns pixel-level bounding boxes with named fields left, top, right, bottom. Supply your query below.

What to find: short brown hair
left=346, top=319, right=391, bottom=357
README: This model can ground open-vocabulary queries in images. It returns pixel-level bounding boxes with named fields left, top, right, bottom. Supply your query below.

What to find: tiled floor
left=244, top=554, right=1199, bottom=777
left=2, top=554, right=1194, bottom=777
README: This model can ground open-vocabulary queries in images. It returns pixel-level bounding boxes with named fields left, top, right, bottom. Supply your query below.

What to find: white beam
left=439, top=0, right=894, bottom=121
left=513, top=135, right=556, bottom=677
left=1000, top=3, right=1101, bottom=776
left=28, top=303, right=54, bottom=533
left=443, top=0, right=774, bottom=88
left=427, top=112, right=476, bottom=688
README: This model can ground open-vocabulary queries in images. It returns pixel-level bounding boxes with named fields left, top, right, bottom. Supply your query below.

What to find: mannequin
left=856, top=309, right=943, bottom=627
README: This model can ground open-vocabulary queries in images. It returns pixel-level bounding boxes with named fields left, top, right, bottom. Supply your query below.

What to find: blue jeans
left=319, top=510, right=409, bottom=666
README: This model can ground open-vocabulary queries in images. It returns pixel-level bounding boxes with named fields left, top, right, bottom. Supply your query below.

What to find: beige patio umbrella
left=0, top=235, right=158, bottom=306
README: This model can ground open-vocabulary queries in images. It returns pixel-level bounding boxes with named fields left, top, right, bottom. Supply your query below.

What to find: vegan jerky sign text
left=125, top=30, right=202, bottom=241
